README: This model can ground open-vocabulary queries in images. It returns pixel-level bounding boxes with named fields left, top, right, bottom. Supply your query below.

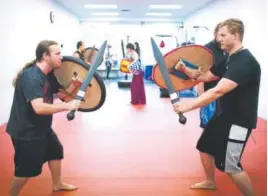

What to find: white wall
left=184, top=0, right=267, bottom=119
left=80, top=22, right=183, bottom=68
left=0, top=0, right=266, bottom=123
left=0, top=0, right=82, bottom=124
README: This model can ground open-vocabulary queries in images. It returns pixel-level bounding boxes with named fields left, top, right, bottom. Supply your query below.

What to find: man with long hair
left=7, top=40, right=82, bottom=196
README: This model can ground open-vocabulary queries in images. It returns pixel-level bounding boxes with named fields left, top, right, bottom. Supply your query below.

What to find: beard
left=50, top=60, right=61, bottom=70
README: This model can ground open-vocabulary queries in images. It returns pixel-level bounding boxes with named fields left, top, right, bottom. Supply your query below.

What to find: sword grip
left=178, top=113, right=187, bottom=124
left=66, top=93, right=84, bottom=121
left=67, top=110, right=75, bottom=121
left=170, top=93, right=187, bottom=125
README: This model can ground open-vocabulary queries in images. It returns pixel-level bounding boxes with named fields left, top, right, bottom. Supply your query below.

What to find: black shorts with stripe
left=196, top=114, right=252, bottom=174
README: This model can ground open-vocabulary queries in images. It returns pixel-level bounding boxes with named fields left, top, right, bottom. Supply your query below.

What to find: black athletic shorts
left=196, top=114, right=252, bottom=174
left=11, top=129, right=63, bottom=177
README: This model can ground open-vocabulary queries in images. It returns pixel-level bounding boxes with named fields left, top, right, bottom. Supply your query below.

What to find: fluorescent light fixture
left=91, top=12, right=119, bottom=16
left=146, top=12, right=172, bottom=16
left=149, top=5, right=183, bottom=9
left=83, top=17, right=120, bottom=22
left=84, top=4, right=118, bottom=9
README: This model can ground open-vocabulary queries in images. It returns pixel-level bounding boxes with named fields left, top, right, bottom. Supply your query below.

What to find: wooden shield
left=83, top=47, right=104, bottom=65
left=53, top=56, right=106, bottom=112
left=152, top=45, right=214, bottom=91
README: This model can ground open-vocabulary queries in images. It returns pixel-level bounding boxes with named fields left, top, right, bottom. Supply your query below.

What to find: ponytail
left=12, top=40, right=58, bottom=88
left=12, top=60, right=36, bottom=87
left=134, top=42, right=140, bottom=56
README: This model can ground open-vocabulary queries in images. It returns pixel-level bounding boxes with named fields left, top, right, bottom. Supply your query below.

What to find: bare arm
left=193, top=78, right=237, bottom=108
left=196, top=82, right=204, bottom=95
left=31, top=98, right=70, bottom=115
left=175, top=61, right=219, bottom=82
left=181, top=78, right=238, bottom=113
left=195, top=70, right=219, bottom=82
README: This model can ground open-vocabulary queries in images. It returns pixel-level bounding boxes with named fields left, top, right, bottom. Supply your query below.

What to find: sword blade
left=150, top=37, right=187, bottom=125
left=151, top=39, right=175, bottom=92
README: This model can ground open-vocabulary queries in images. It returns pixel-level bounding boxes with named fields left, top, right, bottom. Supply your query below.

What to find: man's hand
left=65, top=100, right=82, bottom=111
left=56, top=75, right=84, bottom=101
left=172, top=100, right=195, bottom=114
left=174, top=59, right=202, bottom=80
left=174, top=59, right=186, bottom=71
left=71, top=75, right=83, bottom=88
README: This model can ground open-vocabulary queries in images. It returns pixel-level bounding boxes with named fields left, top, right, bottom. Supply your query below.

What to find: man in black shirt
left=173, top=18, right=260, bottom=196
left=7, top=40, right=83, bottom=196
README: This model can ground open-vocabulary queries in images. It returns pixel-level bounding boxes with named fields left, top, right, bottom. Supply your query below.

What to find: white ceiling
left=54, top=0, right=218, bottom=23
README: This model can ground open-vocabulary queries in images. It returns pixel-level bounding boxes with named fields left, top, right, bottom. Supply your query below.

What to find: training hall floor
left=0, top=79, right=266, bottom=196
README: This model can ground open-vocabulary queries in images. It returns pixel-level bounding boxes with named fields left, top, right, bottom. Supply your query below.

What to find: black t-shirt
left=203, top=41, right=225, bottom=91
left=210, top=49, right=261, bottom=129
left=6, top=65, right=62, bottom=140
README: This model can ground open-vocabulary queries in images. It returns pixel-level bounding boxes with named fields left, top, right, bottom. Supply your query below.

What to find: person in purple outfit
left=126, top=42, right=146, bottom=105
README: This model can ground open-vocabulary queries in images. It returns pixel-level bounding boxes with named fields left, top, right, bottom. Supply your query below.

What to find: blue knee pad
left=200, top=101, right=216, bottom=126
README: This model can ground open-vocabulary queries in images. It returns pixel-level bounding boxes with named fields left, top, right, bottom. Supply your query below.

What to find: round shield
left=53, top=56, right=106, bottom=112
left=152, top=45, right=214, bottom=91
left=83, top=47, right=104, bottom=65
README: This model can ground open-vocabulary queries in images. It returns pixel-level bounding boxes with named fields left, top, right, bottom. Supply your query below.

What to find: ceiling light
left=148, top=5, right=183, bottom=9
left=83, top=17, right=120, bottom=22
left=91, top=12, right=119, bottom=16
left=84, top=4, right=118, bottom=9
left=145, top=13, right=172, bottom=16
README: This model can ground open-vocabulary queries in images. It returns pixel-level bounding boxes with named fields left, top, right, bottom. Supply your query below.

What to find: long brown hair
left=12, top=40, right=58, bottom=87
